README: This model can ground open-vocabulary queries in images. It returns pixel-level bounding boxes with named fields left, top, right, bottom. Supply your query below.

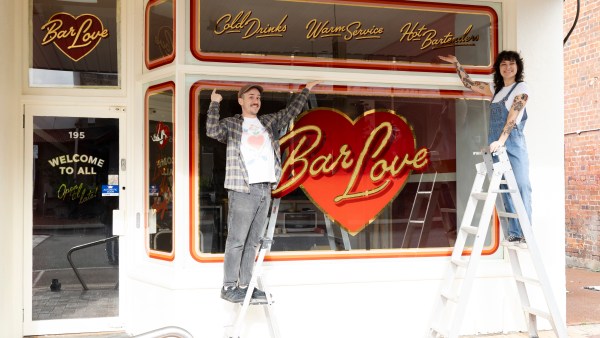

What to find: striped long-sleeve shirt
left=206, top=87, right=310, bottom=193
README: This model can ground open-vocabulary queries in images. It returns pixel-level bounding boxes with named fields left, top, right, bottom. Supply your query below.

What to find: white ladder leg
left=258, top=277, right=281, bottom=338
left=325, top=216, right=351, bottom=251
left=428, top=161, right=493, bottom=337
left=446, top=169, right=504, bottom=338
left=502, top=166, right=568, bottom=338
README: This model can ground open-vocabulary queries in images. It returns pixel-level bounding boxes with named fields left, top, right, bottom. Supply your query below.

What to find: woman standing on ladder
left=439, top=51, right=531, bottom=247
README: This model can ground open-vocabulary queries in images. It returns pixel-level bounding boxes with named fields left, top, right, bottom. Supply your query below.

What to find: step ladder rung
left=471, top=192, right=488, bottom=200
left=430, top=325, right=448, bottom=338
left=440, top=208, right=457, bottom=213
left=417, top=191, right=433, bottom=195
left=259, top=237, right=273, bottom=245
left=491, top=189, right=517, bottom=194
left=440, top=290, right=458, bottom=303
left=451, top=257, right=468, bottom=268
left=504, top=244, right=527, bottom=251
left=408, top=220, right=425, bottom=225
left=497, top=211, right=518, bottom=219
left=460, top=225, right=478, bottom=235
left=523, top=306, right=551, bottom=320
left=514, top=274, right=541, bottom=286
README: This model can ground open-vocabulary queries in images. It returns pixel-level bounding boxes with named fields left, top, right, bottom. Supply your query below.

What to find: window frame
left=188, top=79, right=501, bottom=263
left=145, top=0, right=176, bottom=69
left=145, top=81, right=176, bottom=261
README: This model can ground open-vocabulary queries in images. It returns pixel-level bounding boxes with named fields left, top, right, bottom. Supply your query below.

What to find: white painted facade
left=0, top=0, right=565, bottom=337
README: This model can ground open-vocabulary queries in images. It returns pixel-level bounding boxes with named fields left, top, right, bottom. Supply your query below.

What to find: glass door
left=24, top=106, right=125, bottom=335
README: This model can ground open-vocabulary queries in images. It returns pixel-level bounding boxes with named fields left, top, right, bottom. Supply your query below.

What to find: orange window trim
left=188, top=80, right=500, bottom=263
left=146, top=81, right=176, bottom=261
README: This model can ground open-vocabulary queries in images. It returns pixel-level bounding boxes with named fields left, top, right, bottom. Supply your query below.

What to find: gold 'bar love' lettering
left=214, top=11, right=288, bottom=39
left=40, top=12, right=109, bottom=62
left=274, top=123, right=429, bottom=202
left=268, top=108, right=432, bottom=233
left=42, top=16, right=108, bottom=49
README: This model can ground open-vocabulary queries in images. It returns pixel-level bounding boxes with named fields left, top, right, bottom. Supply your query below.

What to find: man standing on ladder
left=207, top=80, right=321, bottom=303
left=439, top=51, right=531, bottom=247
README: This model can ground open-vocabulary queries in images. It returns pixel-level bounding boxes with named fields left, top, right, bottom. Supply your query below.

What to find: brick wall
left=563, top=0, right=600, bottom=270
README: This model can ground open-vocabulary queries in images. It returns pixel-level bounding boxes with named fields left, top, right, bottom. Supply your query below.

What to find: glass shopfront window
left=31, top=116, right=120, bottom=319
left=30, top=0, right=119, bottom=87
left=189, top=80, right=498, bottom=260
left=145, top=82, right=175, bottom=259
left=145, top=0, right=175, bottom=69
left=191, top=0, right=499, bottom=73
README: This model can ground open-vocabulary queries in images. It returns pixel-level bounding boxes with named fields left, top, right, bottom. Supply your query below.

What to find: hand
left=305, top=80, right=322, bottom=90
left=438, top=55, right=458, bottom=64
left=489, top=140, right=505, bottom=153
left=211, top=89, right=222, bottom=103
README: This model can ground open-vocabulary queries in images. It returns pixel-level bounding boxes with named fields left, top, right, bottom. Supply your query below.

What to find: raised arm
left=439, top=55, right=492, bottom=96
left=206, top=89, right=228, bottom=144
left=270, top=80, right=322, bottom=131
left=489, top=92, right=529, bottom=152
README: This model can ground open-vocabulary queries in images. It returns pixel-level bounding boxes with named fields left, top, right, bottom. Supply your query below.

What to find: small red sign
left=274, top=109, right=430, bottom=234
left=41, top=12, right=109, bottom=62
left=152, top=122, right=171, bottom=149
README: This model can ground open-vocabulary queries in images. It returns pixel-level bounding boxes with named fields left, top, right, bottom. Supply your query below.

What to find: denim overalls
left=488, top=82, right=532, bottom=238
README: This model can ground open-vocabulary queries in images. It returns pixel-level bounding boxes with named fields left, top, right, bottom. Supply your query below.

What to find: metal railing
left=132, top=326, right=193, bottom=338
left=67, top=235, right=119, bottom=290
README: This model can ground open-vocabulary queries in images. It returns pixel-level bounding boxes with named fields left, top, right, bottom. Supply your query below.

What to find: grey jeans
left=223, top=183, right=271, bottom=287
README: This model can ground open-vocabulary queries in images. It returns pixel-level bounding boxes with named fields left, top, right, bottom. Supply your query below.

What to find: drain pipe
left=132, top=326, right=193, bottom=338
left=564, top=0, right=580, bottom=45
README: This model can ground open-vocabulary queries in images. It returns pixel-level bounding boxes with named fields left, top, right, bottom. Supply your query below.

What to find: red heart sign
left=41, top=13, right=109, bottom=62
left=274, top=109, right=430, bottom=234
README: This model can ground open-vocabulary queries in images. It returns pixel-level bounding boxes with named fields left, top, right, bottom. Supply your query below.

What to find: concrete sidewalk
left=29, top=268, right=600, bottom=338
left=464, top=267, right=600, bottom=337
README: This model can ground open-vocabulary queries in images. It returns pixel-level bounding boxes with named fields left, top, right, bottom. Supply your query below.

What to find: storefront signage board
left=31, top=0, right=119, bottom=86
left=40, top=12, right=109, bottom=62
left=191, top=0, right=498, bottom=73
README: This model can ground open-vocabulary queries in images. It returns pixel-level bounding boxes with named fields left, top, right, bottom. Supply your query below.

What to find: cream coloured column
left=0, top=0, right=24, bottom=337
left=515, top=0, right=567, bottom=326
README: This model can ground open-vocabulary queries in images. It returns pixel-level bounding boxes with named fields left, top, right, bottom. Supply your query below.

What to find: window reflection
left=146, top=83, right=175, bottom=257
left=191, top=82, right=491, bottom=258
left=145, top=0, right=175, bottom=69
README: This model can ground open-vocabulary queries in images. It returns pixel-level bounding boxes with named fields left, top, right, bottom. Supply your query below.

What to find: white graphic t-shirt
left=240, top=117, right=276, bottom=184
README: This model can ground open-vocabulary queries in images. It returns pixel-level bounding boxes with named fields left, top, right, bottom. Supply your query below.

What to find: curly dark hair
left=492, top=50, right=525, bottom=95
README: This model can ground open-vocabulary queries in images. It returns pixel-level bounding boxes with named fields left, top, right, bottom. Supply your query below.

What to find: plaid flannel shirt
left=206, top=88, right=310, bottom=193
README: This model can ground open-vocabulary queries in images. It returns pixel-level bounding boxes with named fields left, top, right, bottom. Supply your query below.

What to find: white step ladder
left=224, top=198, right=282, bottom=338
left=402, top=150, right=457, bottom=248
left=402, top=171, right=440, bottom=248
left=325, top=216, right=352, bottom=250
left=428, top=147, right=567, bottom=338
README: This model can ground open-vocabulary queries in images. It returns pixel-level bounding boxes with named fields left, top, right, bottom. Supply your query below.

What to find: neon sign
left=41, top=12, right=109, bottom=62
left=274, top=109, right=430, bottom=234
